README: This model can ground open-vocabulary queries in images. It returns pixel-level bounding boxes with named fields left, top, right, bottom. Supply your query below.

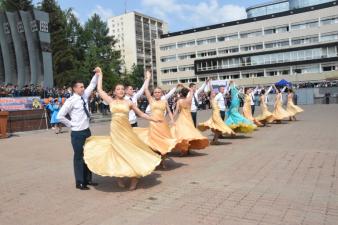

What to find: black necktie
left=193, top=94, right=198, bottom=107
left=81, top=96, right=90, bottom=118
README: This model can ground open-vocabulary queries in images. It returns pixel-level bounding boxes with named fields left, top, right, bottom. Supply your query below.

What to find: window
left=240, top=30, right=262, bottom=38
left=178, top=52, right=196, bottom=60
left=265, top=39, right=289, bottom=49
left=264, top=25, right=289, bottom=35
left=322, top=64, right=337, bottom=71
left=178, top=65, right=195, bottom=72
left=321, top=15, right=338, bottom=25
left=197, top=37, right=216, bottom=45
left=195, top=46, right=337, bottom=72
left=162, top=80, right=178, bottom=85
left=160, top=55, right=176, bottom=62
left=292, top=65, right=320, bottom=74
left=218, top=46, right=239, bottom=55
left=321, top=32, right=338, bottom=42
left=177, top=40, right=195, bottom=48
left=291, top=20, right=319, bottom=30
left=217, top=33, right=238, bottom=42
left=160, top=44, right=176, bottom=51
left=161, top=67, right=178, bottom=74
left=240, top=43, right=263, bottom=52
left=292, top=36, right=319, bottom=45
left=197, top=50, right=217, bottom=58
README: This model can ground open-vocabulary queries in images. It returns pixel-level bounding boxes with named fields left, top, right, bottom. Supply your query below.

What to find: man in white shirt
left=189, top=79, right=209, bottom=127
left=57, top=68, right=99, bottom=190
left=249, top=87, right=259, bottom=115
left=124, top=73, right=151, bottom=127
left=215, top=86, right=227, bottom=121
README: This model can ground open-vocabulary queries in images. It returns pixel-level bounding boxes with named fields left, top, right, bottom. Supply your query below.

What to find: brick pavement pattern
left=0, top=104, right=338, bottom=225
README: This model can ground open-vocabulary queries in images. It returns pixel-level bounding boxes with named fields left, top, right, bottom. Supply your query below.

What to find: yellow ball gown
left=243, top=95, right=263, bottom=126
left=133, top=99, right=177, bottom=155
left=83, top=102, right=161, bottom=178
left=256, top=95, right=274, bottom=123
left=198, top=99, right=235, bottom=136
left=286, top=94, right=304, bottom=116
left=171, top=100, right=209, bottom=153
left=272, top=93, right=290, bottom=120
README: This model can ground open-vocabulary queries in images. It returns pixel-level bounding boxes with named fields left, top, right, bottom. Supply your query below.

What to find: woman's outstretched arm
left=96, top=68, right=113, bottom=104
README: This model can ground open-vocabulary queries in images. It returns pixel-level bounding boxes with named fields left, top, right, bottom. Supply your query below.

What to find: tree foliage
left=1, top=0, right=33, bottom=11
left=3, top=0, right=145, bottom=90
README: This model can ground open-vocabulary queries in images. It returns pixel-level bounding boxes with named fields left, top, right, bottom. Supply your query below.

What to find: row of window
left=159, top=15, right=338, bottom=51
left=161, top=63, right=337, bottom=85
left=196, top=46, right=338, bottom=72
left=160, top=32, right=338, bottom=62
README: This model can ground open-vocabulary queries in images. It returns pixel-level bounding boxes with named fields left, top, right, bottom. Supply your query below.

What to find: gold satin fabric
left=198, top=99, right=235, bottom=135
left=272, top=93, right=291, bottom=120
left=133, top=100, right=177, bottom=155
left=83, top=102, right=161, bottom=178
left=171, top=101, right=209, bottom=153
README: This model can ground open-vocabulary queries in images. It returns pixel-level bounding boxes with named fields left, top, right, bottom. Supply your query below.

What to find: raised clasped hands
left=94, top=67, right=102, bottom=76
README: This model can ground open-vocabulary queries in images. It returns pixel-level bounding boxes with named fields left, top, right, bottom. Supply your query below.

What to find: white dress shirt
left=215, top=92, right=226, bottom=111
left=145, top=87, right=177, bottom=115
left=280, top=86, right=287, bottom=102
left=191, top=82, right=207, bottom=113
left=57, top=75, right=98, bottom=131
left=250, top=87, right=259, bottom=106
left=264, top=86, right=273, bottom=103
left=124, top=81, right=147, bottom=124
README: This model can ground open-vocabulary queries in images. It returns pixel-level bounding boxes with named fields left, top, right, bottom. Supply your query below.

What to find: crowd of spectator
left=1, top=79, right=337, bottom=115
left=296, top=81, right=337, bottom=88
left=0, top=84, right=72, bottom=98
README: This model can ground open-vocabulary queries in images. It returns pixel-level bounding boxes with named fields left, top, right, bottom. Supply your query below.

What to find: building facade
left=155, top=0, right=338, bottom=88
left=0, top=9, right=53, bottom=88
left=107, top=11, right=168, bottom=85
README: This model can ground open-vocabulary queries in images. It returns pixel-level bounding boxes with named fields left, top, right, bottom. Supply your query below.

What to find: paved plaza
left=1, top=104, right=338, bottom=225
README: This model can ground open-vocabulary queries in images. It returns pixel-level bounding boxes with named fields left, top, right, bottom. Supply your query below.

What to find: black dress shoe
left=86, top=181, right=98, bottom=186
left=76, top=184, right=90, bottom=190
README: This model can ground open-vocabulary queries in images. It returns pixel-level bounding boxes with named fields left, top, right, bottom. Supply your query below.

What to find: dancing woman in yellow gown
left=133, top=70, right=177, bottom=168
left=286, top=89, right=304, bottom=121
left=243, top=88, right=263, bottom=127
left=198, top=83, right=235, bottom=144
left=83, top=72, right=162, bottom=190
left=172, top=87, right=209, bottom=156
left=272, top=85, right=290, bottom=123
left=256, top=86, right=275, bottom=125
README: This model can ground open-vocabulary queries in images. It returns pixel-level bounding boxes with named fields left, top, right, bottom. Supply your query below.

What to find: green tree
left=1, top=0, right=33, bottom=11
left=81, top=13, right=121, bottom=90
left=124, top=64, right=145, bottom=88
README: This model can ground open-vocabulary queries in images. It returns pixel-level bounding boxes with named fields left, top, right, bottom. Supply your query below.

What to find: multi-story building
left=0, top=9, right=53, bottom=88
left=107, top=11, right=168, bottom=85
left=156, top=0, right=338, bottom=88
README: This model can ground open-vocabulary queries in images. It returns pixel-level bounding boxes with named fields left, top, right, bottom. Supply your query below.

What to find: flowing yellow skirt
left=256, top=103, right=274, bottom=123
left=133, top=120, right=177, bottom=155
left=272, top=103, right=290, bottom=120
left=84, top=114, right=161, bottom=178
left=198, top=112, right=235, bottom=136
left=286, top=101, right=304, bottom=117
left=171, top=110, right=209, bottom=153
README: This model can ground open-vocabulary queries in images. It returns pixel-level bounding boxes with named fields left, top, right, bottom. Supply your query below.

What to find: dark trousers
left=131, top=122, right=138, bottom=127
left=251, top=105, right=255, bottom=115
left=220, top=110, right=226, bottom=121
left=191, top=112, right=197, bottom=127
left=71, top=128, right=92, bottom=185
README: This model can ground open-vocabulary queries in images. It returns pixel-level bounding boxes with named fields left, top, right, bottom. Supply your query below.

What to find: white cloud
left=89, top=5, right=114, bottom=21
left=141, top=0, right=247, bottom=31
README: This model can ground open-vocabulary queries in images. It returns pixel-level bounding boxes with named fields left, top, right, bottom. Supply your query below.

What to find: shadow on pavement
left=93, top=173, right=162, bottom=192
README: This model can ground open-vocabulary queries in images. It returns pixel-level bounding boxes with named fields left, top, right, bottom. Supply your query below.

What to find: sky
left=33, top=0, right=269, bottom=32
